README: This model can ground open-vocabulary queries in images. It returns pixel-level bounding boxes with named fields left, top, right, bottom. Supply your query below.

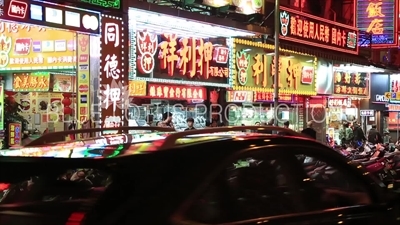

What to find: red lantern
left=62, top=93, right=73, bottom=115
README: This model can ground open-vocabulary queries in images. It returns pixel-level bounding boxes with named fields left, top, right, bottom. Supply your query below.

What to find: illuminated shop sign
left=279, top=6, right=358, bottom=55
left=356, top=0, right=398, bottom=47
left=389, top=74, right=400, bottom=104
left=99, top=14, right=126, bottom=129
left=13, top=72, right=50, bottom=91
left=62, top=0, right=120, bottom=9
left=328, top=98, right=352, bottom=107
left=254, top=92, right=293, bottom=102
left=148, top=83, right=207, bottom=100
left=226, top=91, right=253, bottom=103
left=8, top=123, right=21, bottom=147
left=129, top=80, right=147, bottom=96
left=360, top=109, right=374, bottom=117
left=233, top=39, right=316, bottom=95
left=0, top=0, right=100, bottom=35
left=333, top=70, right=369, bottom=97
left=134, top=30, right=230, bottom=87
left=0, top=22, right=76, bottom=71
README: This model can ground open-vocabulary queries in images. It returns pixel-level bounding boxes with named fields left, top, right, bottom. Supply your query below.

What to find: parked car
left=0, top=126, right=399, bottom=225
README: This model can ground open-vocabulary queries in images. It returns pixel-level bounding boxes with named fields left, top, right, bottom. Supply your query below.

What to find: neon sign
left=67, top=0, right=121, bottom=9
left=279, top=6, right=358, bottom=55
left=148, top=83, right=206, bottom=100
left=135, top=31, right=230, bottom=86
left=99, top=14, right=126, bottom=130
left=356, top=0, right=398, bottom=47
left=0, top=0, right=100, bottom=35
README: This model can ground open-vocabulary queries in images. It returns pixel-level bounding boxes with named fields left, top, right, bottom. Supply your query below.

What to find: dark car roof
left=0, top=128, right=314, bottom=159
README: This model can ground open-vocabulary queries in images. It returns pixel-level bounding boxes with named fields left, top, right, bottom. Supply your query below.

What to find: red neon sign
left=148, top=83, right=206, bottom=100
left=136, top=31, right=230, bottom=80
left=7, top=0, right=28, bottom=19
left=279, top=6, right=359, bottom=55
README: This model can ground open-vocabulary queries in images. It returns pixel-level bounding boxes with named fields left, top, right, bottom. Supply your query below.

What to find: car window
left=0, top=168, right=110, bottom=204
left=295, top=154, right=372, bottom=210
left=183, top=152, right=304, bottom=224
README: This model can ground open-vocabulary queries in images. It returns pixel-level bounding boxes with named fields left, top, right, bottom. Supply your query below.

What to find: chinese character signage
left=333, top=70, right=369, bottom=97
left=389, top=74, right=400, bottom=103
left=148, top=83, right=207, bottom=100
left=0, top=0, right=100, bottom=34
left=279, top=6, right=359, bottom=55
left=0, top=22, right=76, bottom=71
left=0, top=82, right=3, bottom=131
left=226, top=91, right=253, bottom=103
left=129, top=80, right=146, bottom=96
left=254, top=92, right=293, bottom=102
left=77, top=33, right=90, bottom=126
left=328, top=98, right=352, bottom=107
left=8, top=123, right=21, bottom=147
left=63, top=0, right=121, bottom=9
left=133, top=30, right=230, bottom=87
left=13, top=72, right=50, bottom=91
left=356, top=0, right=398, bottom=47
left=233, top=39, right=316, bottom=95
left=99, top=15, right=127, bottom=129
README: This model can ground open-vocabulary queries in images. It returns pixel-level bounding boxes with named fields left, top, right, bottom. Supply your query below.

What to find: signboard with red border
left=279, top=6, right=359, bottom=55
left=133, top=30, right=230, bottom=87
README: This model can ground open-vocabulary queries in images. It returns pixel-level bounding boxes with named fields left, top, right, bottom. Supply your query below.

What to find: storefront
left=0, top=1, right=102, bottom=137
left=324, top=65, right=371, bottom=143
left=360, top=74, right=389, bottom=134
left=383, top=74, right=400, bottom=139
left=127, top=8, right=260, bottom=130
left=230, top=39, right=316, bottom=130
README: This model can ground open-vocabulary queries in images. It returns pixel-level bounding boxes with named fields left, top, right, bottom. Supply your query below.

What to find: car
left=0, top=126, right=399, bottom=225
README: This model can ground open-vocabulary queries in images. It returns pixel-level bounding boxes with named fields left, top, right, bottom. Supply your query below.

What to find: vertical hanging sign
left=99, top=14, right=127, bottom=131
left=0, top=81, right=4, bottom=131
left=77, top=33, right=90, bottom=127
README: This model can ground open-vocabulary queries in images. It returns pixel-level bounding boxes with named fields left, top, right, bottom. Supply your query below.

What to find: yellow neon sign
left=366, top=1, right=385, bottom=34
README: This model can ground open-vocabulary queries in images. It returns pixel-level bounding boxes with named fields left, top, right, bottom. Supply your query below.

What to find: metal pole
left=273, top=0, right=280, bottom=126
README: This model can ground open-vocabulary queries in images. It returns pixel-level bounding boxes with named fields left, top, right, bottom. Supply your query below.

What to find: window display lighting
left=128, top=8, right=257, bottom=38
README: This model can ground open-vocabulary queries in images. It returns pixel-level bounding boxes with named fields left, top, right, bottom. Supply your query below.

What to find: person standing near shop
left=301, top=121, right=317, bottom=140
left=367, top=124, right=383, bottom=144
left=339, top=122, right=354, bottom=146
left=185, top=118, right=196, bottom=131
left=353, top=122, right=366, bottom=146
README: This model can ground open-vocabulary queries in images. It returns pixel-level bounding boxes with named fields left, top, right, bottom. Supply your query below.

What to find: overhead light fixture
left=306, top=59, right=313, bottom=62
left=266, top=53, right=275, bottom=55
left=129, top=8, right=257, bottom=38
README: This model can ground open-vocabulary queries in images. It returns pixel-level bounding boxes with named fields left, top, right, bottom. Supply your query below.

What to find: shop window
left=295, top=154, right=371, bottom=210
left=183, top=155, right=301, bottom=223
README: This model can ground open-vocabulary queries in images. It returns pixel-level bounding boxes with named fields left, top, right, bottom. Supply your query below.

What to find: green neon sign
left=80, top=0, right=121, bottom=9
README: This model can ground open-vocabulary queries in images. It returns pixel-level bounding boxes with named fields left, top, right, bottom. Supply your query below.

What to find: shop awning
left=128, top=1, right=270, bottom=36
left=279, top=40, right=371, bottom=66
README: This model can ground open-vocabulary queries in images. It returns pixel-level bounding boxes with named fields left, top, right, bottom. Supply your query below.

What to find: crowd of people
left=337, top=122, right=397, bottom=147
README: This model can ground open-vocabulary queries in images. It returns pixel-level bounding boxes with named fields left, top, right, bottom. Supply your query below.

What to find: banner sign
left=356, top=0, right=398, bottom=47
left=226, top=91, right=253, bottom=103
left=389, top=74, right=400, bottom=104
left=0, top=82, right=3, bottom=131
left=99, top=14, right=126, bottom=129
left=77, top=34, right=90, bottom=126
left=233, top=39, right=316, bottom=95
left=13, top=72, right=50, bottom=91
left=148, top=83, right=207, bottom=100
left=333, top=70, right=369, bottom=97
left=129, top=80, right=146, bottom=96
left=254, top=92, right=293, bottom=102
left=133, top=30, right=230, bottom=87
left=8, top=123, right=21, bottom=147
left=0, top=21, right=76, bottom=71
left=279, top=6, right=358, bottom=55
left=0, top=0, right=100, bottom=35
